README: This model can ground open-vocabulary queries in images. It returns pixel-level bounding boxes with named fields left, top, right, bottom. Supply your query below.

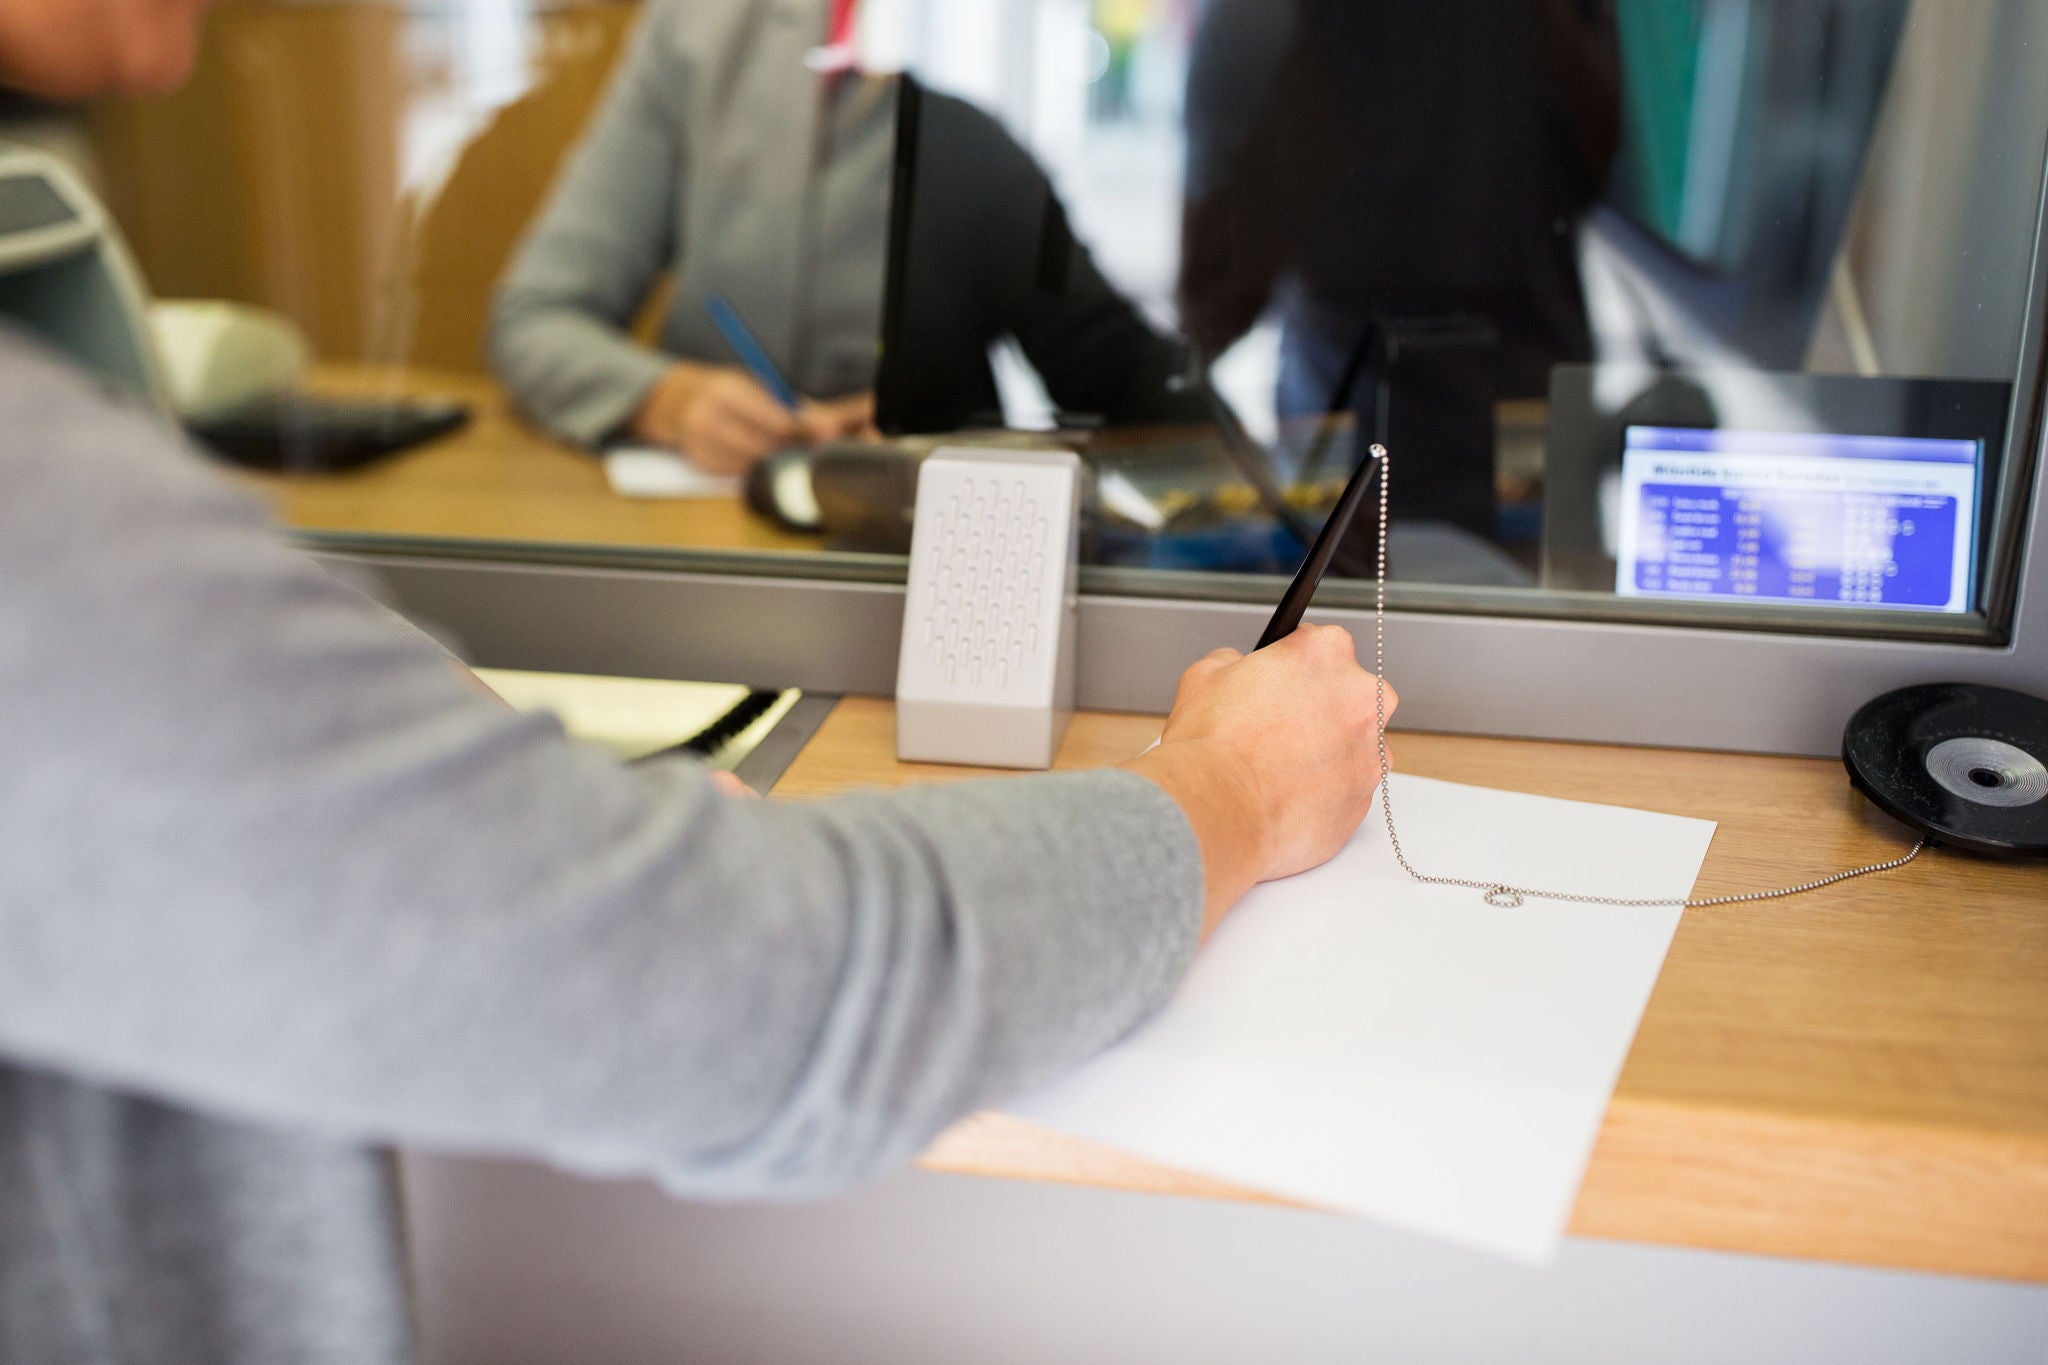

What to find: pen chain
left=1360, top=443, right=1926, bottom=910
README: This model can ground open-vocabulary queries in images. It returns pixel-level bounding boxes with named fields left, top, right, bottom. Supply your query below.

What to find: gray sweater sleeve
left=0, top=336, right=1203, bottom=1197
left=486, top=2, right=683, bottom=447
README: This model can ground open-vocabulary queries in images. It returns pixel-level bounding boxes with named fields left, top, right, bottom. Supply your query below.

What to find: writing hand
left=1124, top=624, right=1396, bottom=940
left=632, top=362, right=804, bottom=475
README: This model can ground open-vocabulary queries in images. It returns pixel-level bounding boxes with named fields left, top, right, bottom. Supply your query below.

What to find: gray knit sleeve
left=0, top=333, right=1204, bottom=1196
left=487, top=1, right=685, bottom=447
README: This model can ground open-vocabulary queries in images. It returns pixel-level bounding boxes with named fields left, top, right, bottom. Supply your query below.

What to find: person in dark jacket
left=1180, top=0, right=1621, bottom=539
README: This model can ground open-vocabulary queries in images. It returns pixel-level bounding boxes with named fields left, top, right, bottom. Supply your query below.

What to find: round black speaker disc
left=1842, top=683, right=2048, bottom=858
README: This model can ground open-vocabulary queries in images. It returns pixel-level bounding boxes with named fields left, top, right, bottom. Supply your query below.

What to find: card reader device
left=0, top=146, right=167, bottom=408
left=895, top=447, right=1082, bottom=768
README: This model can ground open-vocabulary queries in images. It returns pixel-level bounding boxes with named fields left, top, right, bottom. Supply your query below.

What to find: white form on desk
left=1007, top=773, right=1716, bottom=1264
left=603, top=445, right=744, bottom=500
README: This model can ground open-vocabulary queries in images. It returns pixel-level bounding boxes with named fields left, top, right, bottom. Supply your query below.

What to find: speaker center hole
left=1969, top=767, right=2006, bottom=789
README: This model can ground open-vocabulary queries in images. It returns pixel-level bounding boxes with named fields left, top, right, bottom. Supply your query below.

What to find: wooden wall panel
left=87, top=1, right=642, bottom=371
left=404, top=4, right=641, bottom=371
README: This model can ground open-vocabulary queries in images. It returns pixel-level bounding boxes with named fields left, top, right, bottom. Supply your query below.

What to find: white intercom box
left=896, top=447, right=1082, bottom=768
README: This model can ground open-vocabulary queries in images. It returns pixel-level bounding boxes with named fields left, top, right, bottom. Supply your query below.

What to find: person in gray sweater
left=490, top=0, right=894, bottom=470
left=489, top=0, right=1207, bottom=472
left=0, top=2, right=1395, bottom=1361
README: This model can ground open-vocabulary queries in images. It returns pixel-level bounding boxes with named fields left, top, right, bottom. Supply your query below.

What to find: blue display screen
left=1616, top=427, right=1980, bottom=613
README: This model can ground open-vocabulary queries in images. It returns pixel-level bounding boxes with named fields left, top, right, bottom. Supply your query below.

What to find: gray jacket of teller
left=490, top=0, right=896, bottom=447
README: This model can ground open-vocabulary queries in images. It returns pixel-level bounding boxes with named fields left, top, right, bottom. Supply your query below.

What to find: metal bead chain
left=1361, top=443, right=1926, bottom=911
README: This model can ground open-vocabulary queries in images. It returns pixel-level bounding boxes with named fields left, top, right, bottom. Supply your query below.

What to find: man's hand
left=631, top=362, right=797, bottom=475
left=1124, top=624, right=1396, bottom=940
left=799, top=391, right=880, bottom=443
left=632, top=364, right=882, bottom=475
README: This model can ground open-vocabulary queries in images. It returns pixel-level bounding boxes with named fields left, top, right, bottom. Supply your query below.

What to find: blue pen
left=704, top=293, right=802, bottom=411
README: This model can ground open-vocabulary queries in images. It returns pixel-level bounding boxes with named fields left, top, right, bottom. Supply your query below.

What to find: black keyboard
left=192, top=394, right=470, bottom=473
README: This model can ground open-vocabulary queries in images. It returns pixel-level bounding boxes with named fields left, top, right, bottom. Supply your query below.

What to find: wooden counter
left=244, top=367, right=2048, bottom=1279
left=776, top=696, right=2048, bottom=1283
left=239, top=370, right=1503, bottom=557
left=235, top=366, right=821, bottom=555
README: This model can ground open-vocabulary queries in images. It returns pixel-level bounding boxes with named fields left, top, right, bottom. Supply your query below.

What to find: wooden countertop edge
left=917, top=1099, right=2048, bottom=1282
left=1571, top=1094, right=2048, bottom=1282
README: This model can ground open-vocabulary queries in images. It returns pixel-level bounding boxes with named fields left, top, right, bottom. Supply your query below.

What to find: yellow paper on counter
left=473, top=668, right=798, bottom=767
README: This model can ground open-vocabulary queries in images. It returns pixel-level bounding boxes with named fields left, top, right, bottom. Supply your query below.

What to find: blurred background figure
left=1178, top=0, right=1620, bottom=545
left=490, top=0, right=890, bottom=474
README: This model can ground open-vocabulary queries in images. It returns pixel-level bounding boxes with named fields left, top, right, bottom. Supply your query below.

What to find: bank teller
left=492, top=0, right=889, bottom=472
left=491, top=0, right=1199, bottom=473
left=0, top=3, right=1396, bottom=1363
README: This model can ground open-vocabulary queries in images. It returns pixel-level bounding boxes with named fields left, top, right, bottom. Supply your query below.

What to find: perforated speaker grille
left=914, top=474, right=1055, bottom=693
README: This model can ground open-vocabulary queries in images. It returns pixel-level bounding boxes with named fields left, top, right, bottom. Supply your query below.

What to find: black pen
left=1255, top=443, right=1387, bottom=650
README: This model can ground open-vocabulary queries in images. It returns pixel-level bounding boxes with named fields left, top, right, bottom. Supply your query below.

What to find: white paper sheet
left=1007, top=772, right=1716, bottom=1264
left=603, top=446, right=743, bottom=500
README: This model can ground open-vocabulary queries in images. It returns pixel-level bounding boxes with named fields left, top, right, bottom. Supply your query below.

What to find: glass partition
left=37, top=0, right=2048, bottom=643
